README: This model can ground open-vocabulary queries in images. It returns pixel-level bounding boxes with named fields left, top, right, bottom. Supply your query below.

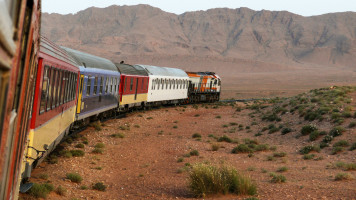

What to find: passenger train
left=0, top=3, right=221, bottom=198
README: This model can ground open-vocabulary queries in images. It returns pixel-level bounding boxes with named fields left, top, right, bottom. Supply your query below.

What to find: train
left=0, top=0, right=41, bottom=199
left=0, top=3, right=221, bottom=199
left=22, top=36, right=221, bottom=183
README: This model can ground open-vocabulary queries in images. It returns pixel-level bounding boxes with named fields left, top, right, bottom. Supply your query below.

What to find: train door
left=76, top=75, right=84, bottom=114
left=134, top=78, right=138, bottom=100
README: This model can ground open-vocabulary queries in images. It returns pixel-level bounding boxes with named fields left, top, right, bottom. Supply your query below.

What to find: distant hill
left=41, top=5, right=356, bottom=68
left=41, top=5, right=356, bottom=99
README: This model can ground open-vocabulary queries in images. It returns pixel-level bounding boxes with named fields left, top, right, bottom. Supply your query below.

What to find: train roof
left=61, top=47, right=118, bottom=72
left=40, top=36, right=78, bottom=67
left=115, top=63, right=148, bottom=76
left=136, top=65, right=188, bottom=77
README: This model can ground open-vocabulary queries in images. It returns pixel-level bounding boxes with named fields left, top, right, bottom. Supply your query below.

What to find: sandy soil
left=21, top=101, right=356, bottom=200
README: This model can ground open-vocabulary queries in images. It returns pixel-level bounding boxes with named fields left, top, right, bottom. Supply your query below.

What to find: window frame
left=86, top=75, right=91, bottom=96
left=39, top=65, right=49, bottom=114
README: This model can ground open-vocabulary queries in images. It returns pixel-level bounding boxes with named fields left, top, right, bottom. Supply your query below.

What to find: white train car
left=137, top=65, right=189, bottom=105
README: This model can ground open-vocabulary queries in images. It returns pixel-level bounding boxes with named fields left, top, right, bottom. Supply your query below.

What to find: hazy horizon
left=42, top=0, right=356, bottom=17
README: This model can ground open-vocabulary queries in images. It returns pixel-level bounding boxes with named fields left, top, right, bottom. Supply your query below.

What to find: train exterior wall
left=0, top=0, right=41, bottom=199
left=77, top=67, right=120, bottom=120
left=138, top=65, right=189, bottom=103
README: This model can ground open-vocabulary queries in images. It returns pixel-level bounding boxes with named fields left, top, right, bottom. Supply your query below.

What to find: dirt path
left=23, top=104, right=356, bottom=200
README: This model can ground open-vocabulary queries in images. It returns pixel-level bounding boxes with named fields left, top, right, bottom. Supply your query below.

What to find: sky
left=42, top=0, right=356, bottom=16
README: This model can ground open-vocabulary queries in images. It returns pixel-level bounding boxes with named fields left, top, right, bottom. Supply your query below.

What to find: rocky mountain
left=41, top=5, right=356, bottom=68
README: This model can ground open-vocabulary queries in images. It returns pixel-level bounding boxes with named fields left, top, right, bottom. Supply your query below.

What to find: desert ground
left=21, top=92, right=356, bottom=199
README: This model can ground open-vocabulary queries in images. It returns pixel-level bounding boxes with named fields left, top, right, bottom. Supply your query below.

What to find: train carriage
left=23, top=36, right=80, bottom=180
left=62, top=47, right=120, bottom=123
left=186, top=72, right=221, bottom=103
left=137, top=65, right=189, bottom=105
left=0, top=0, right=41, bottom=198
left=115, top=63, right=149, bottom=111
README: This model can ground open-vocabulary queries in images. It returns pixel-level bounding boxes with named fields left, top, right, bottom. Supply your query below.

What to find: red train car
left=115, top=63, right=149, bottom=110
left=0, top=0, right=41, bottom=199
left=22, top=36, right=79, bottom=179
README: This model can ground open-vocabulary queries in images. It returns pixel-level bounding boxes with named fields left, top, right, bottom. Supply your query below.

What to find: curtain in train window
left=105, top=76, right=109, bottom=93
left=142, top=78, right=144, bottom=90
left=130, top=77, right=133, bottom=91
left=110, top=77, right=113, bottom=93
left=56, top=70, right=62, bottom=106
left=86, top=75, right=91, bottom=96
left=52, top=69, right=58, bottom=108
left=99, top=76, right=103, bottom=94
left=60, top=71, right=65, bottom=104
left=65, top=72, right=70, bottom=102
left=93, top=76, right=98, bottom=95
left=115, top=78, right=118, bottom=93
left=40, top=66, right=49, bottom=113
left=46, top=67, right=53, bottom=111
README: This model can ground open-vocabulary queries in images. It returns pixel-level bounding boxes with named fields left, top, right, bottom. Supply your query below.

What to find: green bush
left=218, top=135, right=233, bottom=143
left=192, top=133, right=202, bottom=138
left=232, top=144, right=253, bottom=154
left=268, top=127, right=279, bottom=134
left=75, top=143, right=84, bottom=148
left=331, top=146, right=344, bottom=155
left=95, top=143, right=105, bottom=148
left=348, top=121, right=356, bottom=128
left=273, top=152, right=287, bottom=157
left=335, top=173, right=354, bottom=181
left=329, top=126, right=346, bottom=137
left=276, top=166, right=288, bottom=172
left=309, top=131, right=320, bottom=141
left=188, top=163, right=257, bottom=197
left=281, top=128, right=292, bottom=135
left=27, top=183, right=54, bottom=198
left=211, top=143, right=220, bottom=151
left=299, top=145, right=320, bottom=154
left=70, top=150, right=85, bottom=157
left=190, top=150, right=199, bottom=156
left=92, top=148, right=103, bottom=154
left=322, top=135, right=333, bottom=143
left=55, top=185, right=66, bottom=196
left=301, top=125, right=318, bottom=136
left=350, top=143, right=356, bottom=151
left=92, top=182, right=107, bottom=191
left=39, top=173, right=49, bottom=180
left=334, top=162, right=356, bottom=171
left=66, top=173, right=82, bottom=183
left=269, top=173, right=286, bottom=183
left=110, top=133, right=125, bottom=138
left=303, top=154, right=315, bottom=160
left=333, top=140, right=349, bottom=147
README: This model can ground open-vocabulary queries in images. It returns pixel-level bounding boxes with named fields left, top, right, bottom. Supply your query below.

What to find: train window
left=46, top=68, right=54, bottom=111
left=99, top=76, right=103, bottom=94
left=115, top=78, right=118, bottom=93
left=165, top=79, right=168, bottom=89
left=65, top=72, right=71, bottom=102
left=124, top=77, right=127, bottom=92
left=60, top=71, right=65, bottom=104
left=152, top=79, right=154, bottom=90
left=110, top=77, right=113, bottom=93
left=40, top=66, right=49, bottom=113
left=93, top=77, right=98, bottom=95
left=52, top=69, right=58, bottom=108
left=87, top=75, right=91, bottom=96
left=105, top=76, right=109, bottom=93
left=142, top=78, right=144, bottom=90
left=160, top=79, right=163, bottom=90
left=71, top=73, right=75, bottom=100
left=56, top=70, right=62, bottom=106
left=130, top=77, right=133, bottom=91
